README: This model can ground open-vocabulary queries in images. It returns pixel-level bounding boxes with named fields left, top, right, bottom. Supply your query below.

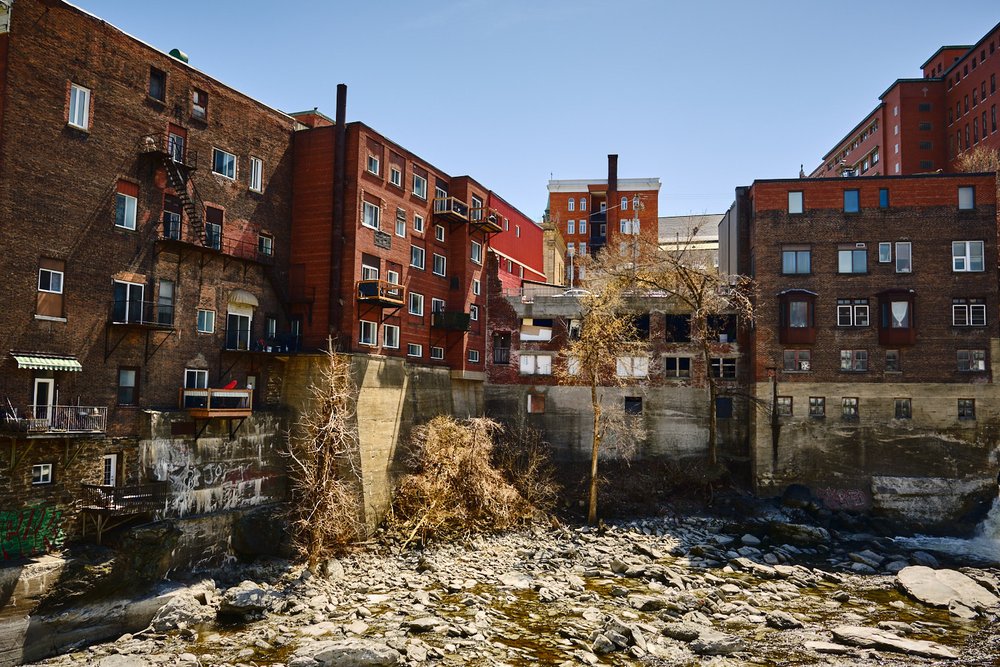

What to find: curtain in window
left=891, top=301, right=909, bottom=328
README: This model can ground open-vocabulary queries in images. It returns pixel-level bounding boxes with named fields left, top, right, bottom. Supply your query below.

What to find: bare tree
left=286, top=343, right=364, bottom=570
left=956, top=146, right=1000, bottom=205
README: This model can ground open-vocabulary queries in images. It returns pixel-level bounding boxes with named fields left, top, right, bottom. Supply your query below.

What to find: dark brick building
left=722, top=173, right=1000, bottom=528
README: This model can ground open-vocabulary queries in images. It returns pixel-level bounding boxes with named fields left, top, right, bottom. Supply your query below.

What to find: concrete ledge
left=450, top=370, right=485, bottom=382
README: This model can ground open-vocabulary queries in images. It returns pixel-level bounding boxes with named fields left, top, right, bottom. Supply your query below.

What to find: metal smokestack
left=330, top=83, right=347, bottom=342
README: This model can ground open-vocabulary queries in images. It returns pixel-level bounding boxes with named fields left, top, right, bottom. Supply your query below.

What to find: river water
left=893, top=495, right=1000, bottom=566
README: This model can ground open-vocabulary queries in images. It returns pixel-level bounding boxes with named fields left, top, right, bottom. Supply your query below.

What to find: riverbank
left=25, top=505, right=1000, bottom=666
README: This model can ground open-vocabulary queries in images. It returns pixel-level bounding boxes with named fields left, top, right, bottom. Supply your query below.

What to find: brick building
left=810, top=22, right=1000, bottom=177
left=487, top=193, right=546, bottom=294
left=547, top=155, right=660, bottom=284
left=723, top=173, right=1000, bottom=528
left=0, top=0, right=295, bottom=552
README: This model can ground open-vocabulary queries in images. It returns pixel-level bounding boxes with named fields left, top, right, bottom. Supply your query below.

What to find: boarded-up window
left=527, top=393, right=545, bottom=414
left=37, top=258, right=65, bottom=318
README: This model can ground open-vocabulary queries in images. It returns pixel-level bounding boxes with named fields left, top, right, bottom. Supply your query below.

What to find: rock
left=497, top=571, right=533, bottom=589
left=741, top=534, right=761, bottom=546
left=884, top=560, right=909, bottom=574
left=949, top=599, right=979, bottom=619
left=831, top=625, right=958, bottom=660
left=781, top=484, right=816, bottom=510
left=406, top=617, right=445, bottom=633
left=765, top=610, right=803, bottom=629
left=321, top=559, right=346, bottom=579
left=150, top=583, right=217, bottom=631
left=660, top=621, right=704, bottom=642
left=296, top=639, right=402, bottom=666
left=218, top=581, right=281, bottom=621
left=730, top=557, right=778, bottom=579
left=767, top=522, right=830, bottom=547
left=850, top=562, right=877, bottom=575
left=591, top=633, right=616, bottom=654
left=897, top=566, right=1000, bottom=610
left=98, top=657, right=152, bottom=667
left=910, top=551, right=940, bottom=568
left=691, top=629, right=745, bottom=656
left=804, top=640, right=849, bottom=655
left=629, top=595, right=668, bottom=612
left=849, top=551, right=882, bottom=569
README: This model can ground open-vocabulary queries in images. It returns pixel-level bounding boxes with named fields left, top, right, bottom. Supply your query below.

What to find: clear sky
left=76, top=1, right=997, bottom=219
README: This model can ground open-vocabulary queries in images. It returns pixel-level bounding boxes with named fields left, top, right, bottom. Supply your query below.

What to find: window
left=432, top=254, right=446, bottom=277
left=775, top=396, right=792, bottom=417
left=579, top=219, right=586, bottom=234
left=473, top=279, right=481, bottom=296
left=716, top=397, right=734, bottom=419
left=837, top=298, right=869, bottom=327
left=38, top=266, right=64, bottom=294
left=568, top=199, right=575, bottom=212
left=407, top=343, right=422, bottom=357
left=361, top=255, right=379, bottom=281
left=429, top=224, right=443, bottom=243
left=952, top=241, right=984, bottom=271
left=470, top=305, right=479, bottom=321
left=425, top=347, right=443, bottom=361
left=31, top=464, right=53, bottom=485
left=116, top=367, right=138, bottom=406
left=468, top=349, right=480, bottom=363
left=579, top=242, right=587, bottom=256
left=362, top=201, right=380, bottom=230
left=112, top=280, right=144, bottom=324
left=258, top=234, right=273, bottom=257
left=878, top=242, right=892, bottom=263
left=408, top=292, right=424, bottom=316
left=471, top=241, right=482, bottom=264
left=957, top=349, right=986, bottom=371
left=710, top=357, right=737, bottom=379
left=838, top=246, right=867, bottom=273
left=958, top=398, right=976, bottom=420
left=204, top=207, right=223, bottom=250
left=886, top=349, right=901, bottom=372
left=148, top=67, right=166, bottom=102
left=192, top=88, right=208, bottom=119
left=249, top=157, right=263, bottom=192
left=410, top=245, right=425, bottom=269
left=616, top=356, right=649, bottom=378
left=782, top=246, right=811, bottom=274
left=527, top=393, right=546, bottom=414
left=116, top=191, right=137, bottom=230
left=843, top=189, right=860, bottom=212
left=367, top=155, right=380, bottom=175
left=382, top=324, right=399, bottom=349
left=157, top=280, right=174, bottom=326
left=788, top=299, right=811, bottom=328
left=894, top=398, right=912, bottom=420
left=408, top=216, right=423, bottom=236
left=412, top=173, right=427, bottom=199
left=788, top=191, right=804, bottom=214
left=394, top=208, right=406, bottom=237
left=665, top=356, right=691, bottom=378
left=953, top=298, right=987, bottom=326
left=958, top=186, right=975, bottom=210
left=879, top=188, right=890, bottom=208
left=567, top=220, right=575, bottom=235
left=895, top=242, right=911, bottom=273
left=359, top=320, right=377, bottom=346
left=580, top=198, right=587, bottom=211
left=197, top=309, right=215, bottom=334
left=621, top=196, right=628, bottom=211
left=840, top=350, right=868, bottom=371
left=390, top=167, right=402, bottom=187
left=68, top=83, right=90, bottom=129
left=567, top=243, right=575, bottom=257
left=431, top=298, right=445, bottom=313
left=211, top=148, right=237, bottom=179
left=185, top=368, right=208, bottom=389
left=386, top=269, right=400, bottom=287
left=809, top=397, right=825, bottom=418
left=783, top=349, right=811, bottom=372
left=842, top=397, right=859, bottom=420
left=520, top=354, right=553, bottom=376
left=624, top=397, right=643, bottom=416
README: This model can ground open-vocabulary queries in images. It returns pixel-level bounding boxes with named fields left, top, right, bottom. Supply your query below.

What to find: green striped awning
left=11, top=354, right=82, bottom=372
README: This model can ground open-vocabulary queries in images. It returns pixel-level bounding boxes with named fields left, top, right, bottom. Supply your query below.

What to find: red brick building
left=547, top=156, right=660, bottom=283
left=726, top=173, right=1000, bottom=529
left=487, top=193, right=546, bottom=294
left=811, top=22, right=1000, bottom=177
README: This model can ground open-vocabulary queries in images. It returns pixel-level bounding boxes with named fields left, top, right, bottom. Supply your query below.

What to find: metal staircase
left=139, top=133, right=206, bottom=245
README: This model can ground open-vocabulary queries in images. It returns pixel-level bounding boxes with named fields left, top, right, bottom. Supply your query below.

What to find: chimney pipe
left=330, top=84, right=347, bottom=344
left=608, top=154, right=618, bottom=195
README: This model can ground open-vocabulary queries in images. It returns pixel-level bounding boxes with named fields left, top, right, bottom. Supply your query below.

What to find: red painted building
left=811, top=22, right=1000, bottom=177
left=487, top=193, right=546, bottom=293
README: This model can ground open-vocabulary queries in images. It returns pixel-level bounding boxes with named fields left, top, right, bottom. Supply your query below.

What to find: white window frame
left=616, top=355, right=649, bottom=378
left=952, top=240, right=985, bottom=272
left=953, top=299, right=987, bottom=326
left=197, top=309, right=216, bottom=334
left=473, top=279, right=481, bottom=296
left=430, top=346, right=445, bottom=360
left=185, top=368, right=208, bottom=389
left=413, top=214, right=425, bottom=233
left=840, top=349, right=869, bottom=372
left=69, top=83, right=90, bottom=130
left=249, top=156, right=263, bottom=192
left=470, top=305, right=479, bottom=321
left=382, top=323, right=400, bottom=349
left=412, top=173, right=427, bottom=199
left=579, top=218, right=587, bottom=235
left=38, top=268, right=64, bottom=294
left=468, top=349, right=480, bottom=363
left=115, top=192, right=137, bottom=230
left=520, top=354, right=553, bottom=376
left=362, top=201, right=381, bottom=230
left=431, top=298, right=445, bottom=314
left=408, top=292, right=424, bottom=316
left=359, top=320, right=378, bottom=347
left=258, top=234, right=273, bottom=257
left=211, top=148, right=237, bottom=180
left=957, top=349, right=987, bottom=371
left=390, top=166, right=402, bottom=187
left=410, top=245, right=425, bottom=269
left=836, top=299, right=869, bottom=327
left=471, top=241, right=482, bottom=264
left=621, top=196, right=628, bottom=211
left=568, top=199, right=575, bottom=212
left=567, top=220, right=575, bottom=235
left=435, top=225, right=445, bottom=242
left=432, top=253, right=447, bottom=277
left=407, top=343, right=422, bottom=357
left=361, top=262, right=379, bottom=281
left=895, top=241, right=912, bottom=273
left=367, top=154, right=380, bottom=175
left=386, top=269, right=400, bottom=287
left=579, top=242, right=587, bottom=256
left=32, top=463, right=53, bottom=485
left=580, top=198, right=587, bottom=211
left=878, top=242, right=892, bottom=263
left=395, top=209, right=406, bottom=237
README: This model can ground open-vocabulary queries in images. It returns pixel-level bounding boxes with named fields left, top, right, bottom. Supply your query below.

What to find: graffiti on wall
left=0, top=505, right=65, bottom=560
left=814, top=487, right=871, bottom=511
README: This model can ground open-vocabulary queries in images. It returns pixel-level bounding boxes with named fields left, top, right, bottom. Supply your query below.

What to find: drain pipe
left=330, top=83, right=347, bottom=346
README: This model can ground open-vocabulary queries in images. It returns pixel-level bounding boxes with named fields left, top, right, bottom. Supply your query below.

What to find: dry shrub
left=386, top=416, right=550, bottom=547
left=492, top=422, right=559, bottom=514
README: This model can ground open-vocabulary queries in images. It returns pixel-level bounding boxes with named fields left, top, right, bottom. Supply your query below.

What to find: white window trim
left=116, top=193, right=137, bottom=230
left=390, top=167, right=402, bottom=187
left=410, top=245, right=425, bottom=269
left=413, top=174, right=428, bottom=199
left=473, top=279, right=481, bottom=296
left=471, top=241, right=482, bottom=264
left=413, top=214, right=425, bottom=233
left=32, top=463, right=53, bottom=485
left=359, top=320, right=378, bottom=347
left=407, top=343, right=422, bottom=357
left=362, top=201, right=381, bottom=230
left=468, top=349, right=480, bottom=363
left=185, top=368, right=209, bottom=389
left=382, top=323, right=400, bottom=349
left=408, top=292, right=424, bottom=316
left=952, top=240, right=985, bottom=272
left=568, top=199, right=575, bottom=212
left=430, top=346, right=445, bottom=360
left=367, top=155, right=380, bottom=175
left=519, top=353, right=553, bottom=376
left=211, top=147, right=237, bottom=180
left=68, top=83, right=90, bottom=130
left=197, top=309, right=216, bottom=334
left=249, top=156, right=263, bottom=192
left=38, top=268, right=64, bottom=294
left=432, top=253, right=447, bottom=277
left=258, top=234, right=274, bottom=256
left=616, top=355, right=649, bottom=378
left=788, top=191, right=804, bottom=214
left=435, top=225, right=445, bottom=242
left=431, top=298, right=445, bottom=313
left=895, top=241, right=912, bottom=273
left=470, top=305, right=479, bottom=321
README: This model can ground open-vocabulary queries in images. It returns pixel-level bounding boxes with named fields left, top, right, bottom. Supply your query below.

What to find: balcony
left=432, top=311, right=471, bottom=331
left=138, top=132, right=198, bottom=170
left=357, top=280, right=405, bottom=307
left=433, top=197, right=470, bottom=224
left=470, top=207, right=503, bottom=234
left=109, top=300, right=175, bottom=329
left=81, top=482, right=170, bottom=514
left=159, top=219, right=274, bottom=264
left=493, top=347, right=511, bottom=364
left=224, top=333, right=302, bottom=354
left=1, top=404, right=108, bottom=435
left=179, top=388, right=253, bottom=419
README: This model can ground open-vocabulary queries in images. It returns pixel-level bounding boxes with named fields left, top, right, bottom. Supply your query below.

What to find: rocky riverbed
left=27, top=508, right=1000, bottom=667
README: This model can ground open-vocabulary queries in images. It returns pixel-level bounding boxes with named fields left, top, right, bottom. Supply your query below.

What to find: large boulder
left=218, top=581, right=282, bottom=621
left=897, top=566, right=999, bottom=610
left=766, top=521, right=830, bottom=547
left=291, top=639, right=401, bottom=667
left=150, top=580, right=217, bottom=631
left=831, top=625, right=957, bottom=660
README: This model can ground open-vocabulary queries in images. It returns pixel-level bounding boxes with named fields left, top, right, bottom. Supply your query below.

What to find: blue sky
left=78, top=1, right=997, bottom=219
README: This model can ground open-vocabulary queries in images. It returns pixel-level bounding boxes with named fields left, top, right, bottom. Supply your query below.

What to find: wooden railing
left=179, top=388, right=253, bottom=418
left=356, top=279, right=405, bottom=306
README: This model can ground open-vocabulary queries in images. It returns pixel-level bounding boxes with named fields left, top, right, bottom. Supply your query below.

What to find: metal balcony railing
left=432, top=311, right=471, bottom=331
left=433, top=196, right=470, bottom=222
left=110, top=300, right=175, bottom=328
left=159, top=219, right=274, bottom=264
left=138, top=132, right=198, bottom=170
left=493, top=347, right=511, bottom=364
left=80, top=482, right=170, bottom=514
left=2, top=405, right=108, bottom=434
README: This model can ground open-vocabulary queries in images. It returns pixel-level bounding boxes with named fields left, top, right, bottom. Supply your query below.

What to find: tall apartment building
left=725, top=173, right=999, bottom=529
left=547, top=155, right=660, bottom=283
left=810, top=22, right=1000, bottom=177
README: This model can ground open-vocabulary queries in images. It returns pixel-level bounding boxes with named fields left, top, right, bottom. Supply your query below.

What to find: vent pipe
left=330, top=84, right=348, bottom=342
